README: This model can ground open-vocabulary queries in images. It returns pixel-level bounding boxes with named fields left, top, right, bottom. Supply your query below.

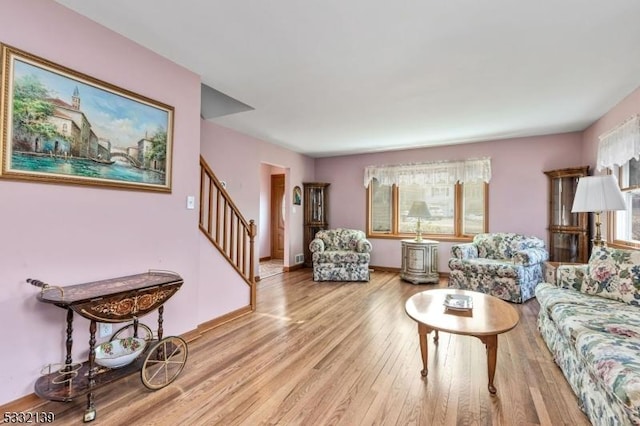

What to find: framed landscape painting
left=0, top=43, right=174, bottom=192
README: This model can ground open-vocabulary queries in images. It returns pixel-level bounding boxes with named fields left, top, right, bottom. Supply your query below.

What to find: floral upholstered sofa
left=536, top=246, right=640, bottom=425
left=448, top=232, right=548, bottom=303
left=309, top=228, right=372, bottom=281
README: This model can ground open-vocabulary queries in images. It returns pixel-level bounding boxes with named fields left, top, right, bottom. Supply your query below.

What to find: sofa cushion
left=537, top=283, right=637, bottom=342
left=582, top=247, right=640, bottom=306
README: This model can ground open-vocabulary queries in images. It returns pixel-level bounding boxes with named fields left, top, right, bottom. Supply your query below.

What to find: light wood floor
left=16, top=270, right=590, bottom=425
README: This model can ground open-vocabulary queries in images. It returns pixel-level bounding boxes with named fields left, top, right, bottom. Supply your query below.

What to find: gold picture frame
left=0, top=43, right=174, bottom=192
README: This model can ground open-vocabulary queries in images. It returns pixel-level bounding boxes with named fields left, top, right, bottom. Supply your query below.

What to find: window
left=612, top=158, right=640, bottom=248
left=370, top=179, right=393, bottom=233
left=597, top=114, right=640, bottom=248
left=364, top=158, right=490, bottom=240
left=367, top=179, right=488, bottom=239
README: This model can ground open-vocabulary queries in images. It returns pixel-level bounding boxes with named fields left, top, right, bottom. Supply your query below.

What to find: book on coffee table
left=444, top=294, right=473, bottom=311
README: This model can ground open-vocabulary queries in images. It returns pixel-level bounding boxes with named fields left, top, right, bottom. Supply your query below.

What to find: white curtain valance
left=363, top=157, right=491, bottom=188
left=597, top=114, right=640, bottom=171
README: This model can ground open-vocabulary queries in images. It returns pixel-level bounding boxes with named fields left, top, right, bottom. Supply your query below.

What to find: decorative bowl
left=443, top=294, right=473, bottom=311
left=95, top=337, right=146, bottom=368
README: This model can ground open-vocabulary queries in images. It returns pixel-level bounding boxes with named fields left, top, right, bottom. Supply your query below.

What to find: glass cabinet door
left=550, top=176, right=580, bottom=227
left=303, top=182, right=330, bottom=266
left=311, top=187, right=324, bottom=222
left=550, top=232, right=581, bottom=263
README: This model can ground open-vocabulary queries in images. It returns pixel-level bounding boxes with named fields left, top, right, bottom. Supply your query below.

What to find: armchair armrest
left=309, top=238, right=325, bottom=253
left=451, top=243, right=478, bottom=260
left=356, top=238, right=373, bottom=253
left=557, top=264, right=588, bottom=289
left=513, top=247, right=549, bottom=266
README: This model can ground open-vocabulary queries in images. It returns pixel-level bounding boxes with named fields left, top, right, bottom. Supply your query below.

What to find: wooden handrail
left=199, top=156, right=256, bottom=310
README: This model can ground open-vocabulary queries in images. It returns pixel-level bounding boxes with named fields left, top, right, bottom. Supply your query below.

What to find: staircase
left=199, top=156, right=257, bottom=310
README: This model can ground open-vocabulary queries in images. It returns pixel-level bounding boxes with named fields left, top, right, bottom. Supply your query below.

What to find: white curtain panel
left=597, top=114, right=640, bottom=170
left=363, top=157, right=491, bottom=188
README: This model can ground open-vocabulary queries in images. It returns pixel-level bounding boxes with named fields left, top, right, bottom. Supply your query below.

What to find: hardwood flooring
left=14, top=270, right=590, bottom=425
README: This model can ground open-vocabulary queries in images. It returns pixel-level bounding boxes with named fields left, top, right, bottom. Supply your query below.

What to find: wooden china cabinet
left=544, top=166, right=590, bottom=263
left=303, top=182, right=329, bottom=267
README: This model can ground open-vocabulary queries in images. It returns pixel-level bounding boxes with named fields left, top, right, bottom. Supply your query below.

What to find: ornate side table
left=400, top=239, right=439, bottom=284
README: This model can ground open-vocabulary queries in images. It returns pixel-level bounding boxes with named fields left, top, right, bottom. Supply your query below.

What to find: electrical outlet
left=99, top=323, right=112, bottom=338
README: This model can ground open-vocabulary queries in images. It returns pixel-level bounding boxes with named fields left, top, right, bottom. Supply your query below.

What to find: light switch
left=186, top=195, right=195, bottom=209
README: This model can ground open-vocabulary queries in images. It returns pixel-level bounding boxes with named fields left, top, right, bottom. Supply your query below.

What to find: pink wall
left=200, top=120, right=315, bottom=268
left=315, top=133, right=584, bottom=271
left=0, top=0, right=202, bottom=405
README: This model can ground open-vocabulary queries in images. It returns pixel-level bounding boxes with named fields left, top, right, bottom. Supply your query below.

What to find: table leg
left=418, top=323, right=432, bottom=377
left=85, top=320, right=97, bottom=421
left=478, top=334, right=498, bottom=394
left=65, top=309, right=74, bottom=367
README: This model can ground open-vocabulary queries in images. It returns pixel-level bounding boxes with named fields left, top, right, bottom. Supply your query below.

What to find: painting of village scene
left=0, top=45, right=173, bottom=192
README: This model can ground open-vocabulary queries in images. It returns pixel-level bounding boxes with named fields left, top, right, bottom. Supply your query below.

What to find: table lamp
left=571, top=175, right=626, bottom=247
left=407, top=201, right=431, bottom=242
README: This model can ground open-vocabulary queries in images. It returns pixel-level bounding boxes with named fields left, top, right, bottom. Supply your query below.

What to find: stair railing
left=199, top=156, right=256, bottom=309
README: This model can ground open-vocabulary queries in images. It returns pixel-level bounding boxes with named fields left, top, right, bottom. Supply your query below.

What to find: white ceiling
left=55, top=0, right=640, bottom=158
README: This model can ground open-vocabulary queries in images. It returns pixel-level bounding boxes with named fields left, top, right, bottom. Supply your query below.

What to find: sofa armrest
left=309, top=238, right=325, bottom=253
left=513, top=247, right=549, bottom=266
left=557, top=264, right=588, bottom=289
left=356, top=238, right=373, bottom=253
left=451, top=243, right=478, bottom=260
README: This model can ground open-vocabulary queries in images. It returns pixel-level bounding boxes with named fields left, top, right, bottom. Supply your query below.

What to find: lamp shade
left=407, top=201, right=431, bottom=219
left=571, top=175, right=626, bottom=213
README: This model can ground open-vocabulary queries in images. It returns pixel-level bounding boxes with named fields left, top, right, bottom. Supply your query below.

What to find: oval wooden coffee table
left=405, top=288, right=519, bottom=394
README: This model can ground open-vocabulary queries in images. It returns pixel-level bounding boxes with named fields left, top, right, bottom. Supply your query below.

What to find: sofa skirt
left=312, top=263, right=370, bottom=282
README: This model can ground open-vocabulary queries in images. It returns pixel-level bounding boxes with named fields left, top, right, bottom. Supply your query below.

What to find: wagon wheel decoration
left=141, top=336, right=188, bottom=390
left=110, top=323, right=154, bottom=343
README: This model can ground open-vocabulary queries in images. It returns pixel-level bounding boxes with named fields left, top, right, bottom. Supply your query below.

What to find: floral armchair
left=309, top=228, right=372, bottom=281
left=448, top=232, right=548, bottom=303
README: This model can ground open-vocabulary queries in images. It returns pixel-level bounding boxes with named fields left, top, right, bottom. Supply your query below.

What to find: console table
left=400, top=239, right=439, bottom=284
